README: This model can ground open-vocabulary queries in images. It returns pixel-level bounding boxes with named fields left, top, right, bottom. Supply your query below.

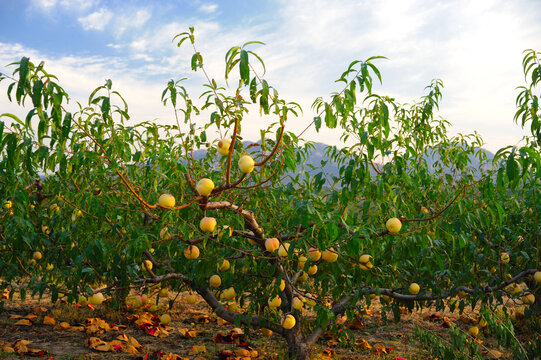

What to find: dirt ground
left=0, top=290, right=536, bottom=360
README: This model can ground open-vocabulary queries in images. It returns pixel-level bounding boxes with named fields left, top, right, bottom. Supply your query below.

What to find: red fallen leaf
left=323, top=348, right=335, bottom=356
left=213, top=333, right=235, bottom=343
left=372, top=344, right=393, bottom=355
left=393, top=357, right=409, bottom=360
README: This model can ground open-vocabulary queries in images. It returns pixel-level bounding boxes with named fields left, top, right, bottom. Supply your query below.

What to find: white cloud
left=31, top=0, right=97, bottom=13
left=59, top=0, right=96, bottom=11
left=33, top=0, right=57, bottom=9
left=260, top=0, right=540, bottom=151
left=78, top=8, right=114, bottom=31
left=199, top=3, right=218, bottom=14
left=114, top=9, right=152, bottom=35
left=8, top=0, right=541, bottom=152
left=0, top=42, right=172, bottom=134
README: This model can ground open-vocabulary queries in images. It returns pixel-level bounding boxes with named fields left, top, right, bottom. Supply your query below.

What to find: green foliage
left=0, top=27, right=540, bottom=358
left=414, top=325, right=483, bottom=360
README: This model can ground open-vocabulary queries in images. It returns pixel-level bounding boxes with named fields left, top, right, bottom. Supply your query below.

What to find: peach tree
left=0, top=28, right=540, bottom=359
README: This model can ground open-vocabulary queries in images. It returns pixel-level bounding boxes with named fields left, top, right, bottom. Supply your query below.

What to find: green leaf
left=0, top=113, right=24, bottom=126
left=62, top=112, right=72, bottom=140
left=38, top=118, right=47, bottom=143
left=19, top=57, right=29, bottom=82
left=324, top=103, right=336, bottom=128
left=239, top=50, right=249, bottom=85
left=247, top=50, right=266, bottom=75
left=101, top=97, right=110, bottom=120
left=89, top=85, right=105, bottom=104
left=506, top=153, right=519, bottom=182
left=314, top=116, right=322, bottom=132
left=25, top=108, right=36, bottom=128
left=249, top=77, right=257, bottom=102
left=191, top=53, right=198, bottom=71
left=32, top=79, right=43, bottom=108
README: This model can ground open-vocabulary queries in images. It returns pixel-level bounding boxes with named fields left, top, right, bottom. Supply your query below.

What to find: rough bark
left=285, top=323, right=310, bottom=360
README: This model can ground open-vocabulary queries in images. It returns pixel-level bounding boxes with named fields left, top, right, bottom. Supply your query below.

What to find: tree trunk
left=285, top=325, right=310, bottom=360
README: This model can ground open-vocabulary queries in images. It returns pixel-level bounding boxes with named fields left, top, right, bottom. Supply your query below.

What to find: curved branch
left=305, top=268, right=539, bottom=347
left=254, top=121, right=285, bottom=167
left=206, top=201, right=265, bottom=238
left=370, top=159, right=382, bottom=174
left=401, top=184, right=466, bottom=223
left=236, top=162, right=283, bottom=190
left=225, top=116, right=239, bottom=185
left=132, top=271, right=284, bottom=335
left=197, top=287, right=285, bottom=335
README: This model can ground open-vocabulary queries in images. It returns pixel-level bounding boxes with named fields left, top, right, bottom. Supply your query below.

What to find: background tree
left=0, top=29, right=539, bottom=359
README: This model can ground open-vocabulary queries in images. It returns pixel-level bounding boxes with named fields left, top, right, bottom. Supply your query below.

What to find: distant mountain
left=193, top=141, right=495, bottom=181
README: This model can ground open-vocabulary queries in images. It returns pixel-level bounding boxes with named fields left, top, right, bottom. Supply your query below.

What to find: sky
left=1, top=0, right=540, bottom=153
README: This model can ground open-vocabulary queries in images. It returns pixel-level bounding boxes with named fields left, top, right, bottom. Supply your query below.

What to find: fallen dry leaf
left=356, top=338, right=372, bottom=350
left=14, top=319, right=32, bottom=326
left=0, top=342, right=14, bottom=353
left=314, top=349, right=335, bottom=359
left=179, top=328, right=199, bottom=338
left=32, top=306, right=48, bottom=315
left=85, top=317, right=111, bottom=334
left=231, top=327, right=244, bottom=335
left=194, top=313, right=212, bottom=323
left=86, top=333, right=142, bottom=354
left=133, top=312, right=173, bottom=337
left=372, top=343, right=393, bottom=355
left=86, top=337, right=112, bottom=352
left=1, top=288, right=9, bottom=299
left=189, top=345, right=207, bottom=355
left=13, top=340, right=31, bottom=355
left=117, top=333, right=142, bottom=350
left=213, top=328, right=247, bottom=345
left=55, top=321, right=71, bottom=330
left=234, top=347, right=258, bottom=357
left=12, top=339, right=48, bottom=356
left=153, top=351, right=190, bottom=360
left=111, top=323, right=128, bottom=331
left=43, top=316, right=56, bottom=326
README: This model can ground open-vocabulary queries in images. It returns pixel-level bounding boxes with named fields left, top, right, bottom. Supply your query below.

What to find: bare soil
left=0, top=291, right=537, bottom=360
